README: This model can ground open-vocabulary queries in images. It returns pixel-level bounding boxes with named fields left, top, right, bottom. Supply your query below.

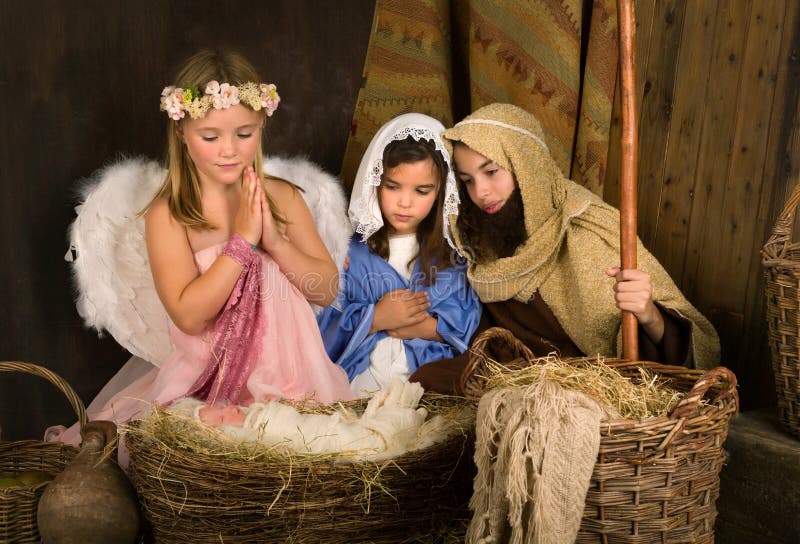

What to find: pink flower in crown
left=172, top=91, right=187, bottom=115
left=205, top=80, right=220, bottom=95
left=161, top=86, right=176, bottom=97
left=161, top=89, right=186, bottom=120
left=171, top=89, right=186, bottom=105
left=168, top=103, right=185, bottom=120
left=260, top=84, right=280, bottom=116
left=219, top=83, right=240, bottom=108
left=211, top=94, right=225, bottom=109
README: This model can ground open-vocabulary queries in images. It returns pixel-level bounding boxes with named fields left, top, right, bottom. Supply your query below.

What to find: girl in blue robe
left=318, top=114, right=481, bottom=396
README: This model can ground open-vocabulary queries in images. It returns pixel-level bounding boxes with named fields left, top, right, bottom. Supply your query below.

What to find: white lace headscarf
left=348, top=113, right=460, bottom=252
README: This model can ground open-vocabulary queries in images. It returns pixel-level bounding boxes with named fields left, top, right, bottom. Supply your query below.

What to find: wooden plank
left=632, top=0, right=657, bottom=109
left=709, top=2, right=785, bottom=318
left=742, top=0, right=800, bottom=408
left=758, top=2, right=800, bottom=247
left=698, top=1, right=786, bottom=405
left=679, top=0, right=751, bottom=304
left=649, top=0, right=718, bottom=280
left=633, top=0, right=687, bottom=249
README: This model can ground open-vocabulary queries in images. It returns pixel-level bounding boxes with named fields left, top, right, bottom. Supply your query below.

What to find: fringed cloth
left=187, top=235, right=265, bottom=404
left=467, top=380, right=610, bottom=544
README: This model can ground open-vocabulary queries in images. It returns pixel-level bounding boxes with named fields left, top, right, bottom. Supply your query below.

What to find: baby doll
left=169, top=379, right=449, bottom=461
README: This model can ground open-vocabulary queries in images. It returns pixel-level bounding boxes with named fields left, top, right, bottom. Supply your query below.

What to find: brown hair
left=367, top=136, right=452, bottom=285
left=146, top=49, right=287, bottom=230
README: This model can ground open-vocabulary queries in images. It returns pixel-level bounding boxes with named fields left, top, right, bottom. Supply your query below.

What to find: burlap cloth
left=468, top=380, right=612, bottom=544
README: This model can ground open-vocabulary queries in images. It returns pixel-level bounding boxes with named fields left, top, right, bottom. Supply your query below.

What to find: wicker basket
left=462, top=328, right=739, bottom=544
left=0, top=361, right=86, bottom=543
left=126, top=395, right=474, bottom=543
left=762, top=182, right=800, bottom=437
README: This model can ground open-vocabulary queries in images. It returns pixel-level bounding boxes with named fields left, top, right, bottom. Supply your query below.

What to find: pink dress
left=49, top=242, right=354, bottom=446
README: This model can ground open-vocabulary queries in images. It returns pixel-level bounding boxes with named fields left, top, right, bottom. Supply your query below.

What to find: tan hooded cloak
left=442, top=104, right=719, bottom=369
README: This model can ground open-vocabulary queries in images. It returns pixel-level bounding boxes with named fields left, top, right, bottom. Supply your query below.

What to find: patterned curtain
left=341, top=0, right=619, bottom=197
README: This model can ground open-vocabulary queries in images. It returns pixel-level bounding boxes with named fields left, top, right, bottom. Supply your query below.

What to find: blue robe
left=317, top=238, right=482, bottom=381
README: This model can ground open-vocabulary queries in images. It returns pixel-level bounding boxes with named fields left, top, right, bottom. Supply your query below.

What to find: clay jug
left=37, top=420, right=140, bottom=543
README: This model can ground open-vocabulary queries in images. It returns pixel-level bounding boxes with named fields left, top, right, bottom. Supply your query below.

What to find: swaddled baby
left=169, top=379, right=449, bottom=461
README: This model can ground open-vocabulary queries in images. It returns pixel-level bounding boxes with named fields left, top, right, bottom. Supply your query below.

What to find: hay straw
left=475, top=353, right=686, bottom=419
left=124, top=395, right=476, bottom=543
left=124, top=394, right=473, bottom=464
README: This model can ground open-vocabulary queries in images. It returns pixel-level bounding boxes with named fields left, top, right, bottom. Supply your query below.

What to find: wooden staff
left=617, top=0, right=639, bottom=360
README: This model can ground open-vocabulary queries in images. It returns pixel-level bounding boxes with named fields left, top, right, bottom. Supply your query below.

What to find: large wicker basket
left=762, top=181, right=800, bottom=437
left=126, top=394, right=474, bottom=543
left=0, top=361, right=85, bottom=543
left=462, top=328, right=739, bottom=544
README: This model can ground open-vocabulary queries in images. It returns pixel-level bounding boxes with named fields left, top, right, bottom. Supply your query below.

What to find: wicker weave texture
left=762, top=186, right=800, bottom=437
left=0, top=362, right=84, bottom=543
left=127, top=396, right=474, bottom=543
left=463, top=328, right=739, bottom=544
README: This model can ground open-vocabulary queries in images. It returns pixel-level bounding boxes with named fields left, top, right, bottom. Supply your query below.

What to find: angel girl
left=48, top=49, right=354, bottom=449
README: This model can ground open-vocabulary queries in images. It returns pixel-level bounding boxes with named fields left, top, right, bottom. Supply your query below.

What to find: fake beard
left=457, top=187, right=527, bottom=263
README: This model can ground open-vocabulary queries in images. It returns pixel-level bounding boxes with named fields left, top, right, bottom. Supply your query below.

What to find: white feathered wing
left=68, top=156, right=353, bottom=367
left=67, top=158, right=172, bottom=366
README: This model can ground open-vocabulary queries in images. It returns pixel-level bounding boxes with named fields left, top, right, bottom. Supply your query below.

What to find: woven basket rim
left=460, top=328, right=739, bottom=435
left=472, top=357, right=736, bottom=424
left=762, top=179, right=800, bottom=263
left=0, top=360, right=87, bottom=433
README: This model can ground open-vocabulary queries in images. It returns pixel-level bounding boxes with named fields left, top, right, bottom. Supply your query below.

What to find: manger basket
left=125, top=394, right=474, bottom=543
left=462, top=328, right=739, bottom=544
left=762, top=180, right=800, bottom=437
left=0, top=361, right=85, bottom=543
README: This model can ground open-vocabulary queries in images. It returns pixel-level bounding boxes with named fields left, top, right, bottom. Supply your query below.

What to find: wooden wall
left=604, top=0, right=800, bottom=409
left=0, top=0, right=373, bottom=440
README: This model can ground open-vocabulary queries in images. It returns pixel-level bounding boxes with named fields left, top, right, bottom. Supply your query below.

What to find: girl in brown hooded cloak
left=411, top=104, right=720, bottom=394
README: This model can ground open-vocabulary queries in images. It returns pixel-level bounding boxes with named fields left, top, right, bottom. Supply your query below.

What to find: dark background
left=0, top=0, right=374, bottom=440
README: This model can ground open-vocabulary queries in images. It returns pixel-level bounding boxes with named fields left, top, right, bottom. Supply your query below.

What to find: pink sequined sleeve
left=186, top=234, right=266, bottom=404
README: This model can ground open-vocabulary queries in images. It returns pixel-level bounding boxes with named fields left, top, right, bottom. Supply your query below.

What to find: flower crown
left=160, top=80, right=280, bottom=121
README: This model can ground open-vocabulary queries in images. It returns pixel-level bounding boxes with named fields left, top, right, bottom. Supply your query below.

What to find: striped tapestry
left=341, top=0, right=619, bottom=197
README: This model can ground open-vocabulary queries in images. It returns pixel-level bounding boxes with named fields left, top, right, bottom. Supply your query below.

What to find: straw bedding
left=125, top=394, right=475, bottom=543
left=470, top=353, right=687, bottom=419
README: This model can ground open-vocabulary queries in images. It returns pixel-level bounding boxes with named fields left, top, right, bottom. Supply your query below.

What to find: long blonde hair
left=149, top=49, right=287, bottom=230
